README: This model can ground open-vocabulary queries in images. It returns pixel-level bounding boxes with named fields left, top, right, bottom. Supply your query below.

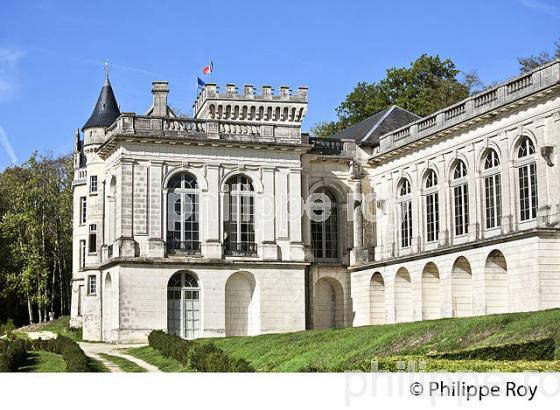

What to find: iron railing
left=167, top=240, right=201, bottom=255
left=223, top=241, right=257, bottom=257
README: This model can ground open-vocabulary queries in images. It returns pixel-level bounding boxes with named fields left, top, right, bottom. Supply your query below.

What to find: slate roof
left=331, top=106, right=420, bottom=147
left=83, top=77, right=121, bottom=130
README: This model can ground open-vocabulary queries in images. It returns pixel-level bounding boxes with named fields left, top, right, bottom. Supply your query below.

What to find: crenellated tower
left=193, top=83, right=308, bottom=143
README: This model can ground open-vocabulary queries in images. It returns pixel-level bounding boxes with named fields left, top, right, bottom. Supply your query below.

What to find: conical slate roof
left=82, top=77, right=120, bottom=130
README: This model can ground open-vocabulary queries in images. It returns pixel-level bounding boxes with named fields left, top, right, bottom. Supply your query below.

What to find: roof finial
left=104, top=59, right=110, bottom=79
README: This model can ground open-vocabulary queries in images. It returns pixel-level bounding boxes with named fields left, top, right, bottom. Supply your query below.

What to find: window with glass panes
left=224, top=175, right=256, bottom=255
left=167, top=271, right=200, bottom=339
left=517, top=138, right=538, bottom=221
left=452, top=160, right=469, bottom=236
left=424, top=170, right=439, bottom=243
left=166, top=173, right=200, bottom=253
left=398, top=179, right=413, bottom=248
left=483, top=149, right=502, bottom=229
left=310, top=190, right=339, bottom=260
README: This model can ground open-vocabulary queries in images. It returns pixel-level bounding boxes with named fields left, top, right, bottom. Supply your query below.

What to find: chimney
left=151, top=81, right=169, bottom=116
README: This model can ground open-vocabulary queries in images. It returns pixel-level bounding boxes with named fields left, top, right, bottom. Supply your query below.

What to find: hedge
left=0, top=339, right=29, bottom=372
left=432, top=338, right=556, bottom=361
left=31, top=335, right=90, bottom=372
left=148, top=330, right=254, bottom=372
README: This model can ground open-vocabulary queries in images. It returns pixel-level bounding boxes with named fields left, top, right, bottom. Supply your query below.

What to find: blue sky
left=0, top=0, right=559, bottom=169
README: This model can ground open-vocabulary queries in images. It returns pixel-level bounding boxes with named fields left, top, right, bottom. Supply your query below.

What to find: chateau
left=70, top=60, right=560, bottom=343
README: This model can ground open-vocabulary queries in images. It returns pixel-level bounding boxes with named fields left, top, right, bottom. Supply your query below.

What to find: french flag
left=203, top=60, right=213, bottom=75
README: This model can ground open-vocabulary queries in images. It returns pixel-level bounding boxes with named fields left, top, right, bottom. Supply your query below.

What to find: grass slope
left=18, top=351, right=66, bottom=372
left=97, top=353, right=147, bottom=372
left=126, top=346, right=191, bottom=372
left=207, top=309, right=560, bottom=372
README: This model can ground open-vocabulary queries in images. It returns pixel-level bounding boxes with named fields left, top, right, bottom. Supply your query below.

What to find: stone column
left=350, top=177, right=368, bottom=265
left=203, top=164, right=223, bottom=259
left=468, top=144, right=480, bottom=241
left=117, top=159, right=136, bottom=257
left=438, top=155, right=449, bottom=246
left=301, top=172, right=313, bottom=260
left=289, top=168, right=305, bottom=261
left=499, top=133, right=513, bottom=234
left=261, top=167, right=278, bottom=260
left=148, top=161, right=165, bottom=257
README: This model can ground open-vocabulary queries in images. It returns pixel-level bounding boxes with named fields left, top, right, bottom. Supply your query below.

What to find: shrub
left=147, top=330, right=254, bottom=372
left=31, top=335, right=90, bottom=372
left=0, top=339, right=29, bottom=372
left=148, top=330, right=192, bottom=364
left=187, top=343, right=253, bottom=372
left=433, top=338, right=556, bottom=361
left=0, top=319, right=16, bottom=336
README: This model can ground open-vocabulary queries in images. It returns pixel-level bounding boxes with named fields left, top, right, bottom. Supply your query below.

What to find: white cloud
left=0, top=125, right=18, bottom=165
left=0, top=47, right=25, bottom=100
left=0, top=49, right=25, bottom=63
left=519, top=0, right=560, bottom=18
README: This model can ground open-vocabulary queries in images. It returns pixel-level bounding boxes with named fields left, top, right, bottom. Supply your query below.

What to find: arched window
left=452, top=160, right=469, bottom=236
left=167, top=271, right=200, bottom=339
left=482, top=149, right=502, bottom=229
left=167, top=173, right=200, bottom=254
left=224, top=175, right=256, bottom=256
left=517, top=137, right=538, bottom=221
left=398, top=178, right=412, bottom=248
left=310, top=189, right=339, bottom=260
left=424, top=169, right=439, bottom=243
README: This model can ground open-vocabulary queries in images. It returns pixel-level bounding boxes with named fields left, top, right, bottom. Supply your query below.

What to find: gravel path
left=79, top=342, right=161, bottom=373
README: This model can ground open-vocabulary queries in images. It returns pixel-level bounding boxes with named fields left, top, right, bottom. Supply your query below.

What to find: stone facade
left=71, top=61, right=560, bottom=343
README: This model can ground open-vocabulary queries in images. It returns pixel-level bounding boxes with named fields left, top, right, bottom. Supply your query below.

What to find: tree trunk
left=27, top=297, right=33, bottom=325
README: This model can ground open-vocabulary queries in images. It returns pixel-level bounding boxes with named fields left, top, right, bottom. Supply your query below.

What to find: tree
left=518, top=39, right=560, bottom=73
left=312, top=54, right=479, bottom=137
left=0, top=153, right=73, bottom=325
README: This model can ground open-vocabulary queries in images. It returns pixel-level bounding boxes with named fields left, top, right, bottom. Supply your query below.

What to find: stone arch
left=511, top=130, right=537, bottom=159
left=447, top=154, right=470, bottom=180
left=369, top=272, right=385, bottom=325
left=313, top=277, right=344, bottom=329
left=451, top=256, right=473, bottom=317
left=163, top=167, right=208, bottom=191
left=421, top=262, right=441, bottom=320
left=225, top=271, right=260, bottom=336
left=308, top=179, right=349, bottom=203
left=478, top=143, right=502, bottom=170
left=103, top=273, right=113, bottom=342
left=485, top=249, right=508, bottom=314
left=394, top=267, right=413, bottom=323
left=220, top=169, right=263, bottom=193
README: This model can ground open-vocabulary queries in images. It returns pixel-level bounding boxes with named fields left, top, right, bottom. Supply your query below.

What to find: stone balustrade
left=378, top=60, right=560, bottom=156
left=103, top=113, right=303, bottom=146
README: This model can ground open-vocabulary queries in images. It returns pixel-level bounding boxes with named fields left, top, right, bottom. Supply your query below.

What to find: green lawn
left=40, top=317, right=82, bottom=341
left=88, top=357, right=110, bottom=372
left=97, top=353, right=147, bottom=372
left=126, top=346, right=191, bottom=372
left=19, top=351, right=66, bottom=372
left=204, top=309, right=560, bottom=372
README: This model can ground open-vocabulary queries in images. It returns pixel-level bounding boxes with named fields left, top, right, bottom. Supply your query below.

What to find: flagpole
left=209, top=59, right=212, bottom=83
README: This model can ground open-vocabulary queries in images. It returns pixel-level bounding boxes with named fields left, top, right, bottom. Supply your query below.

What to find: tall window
left=424, top=169, right=439, bottom=243
left=79, top=240, right=86, bottom=270
left=89, top=175, right=98, bottom=193
left=517, top=137, right=538, bottom=221
left=310, top=189, right=339, bottom=260
left=87, top=275, right=97, bottom=295
left=452, top=160, right=469, bottom=236
left=167, top=271, right=200, bottom=339
left=80, top=196, right=87, bottom=224
left=483, top=149, right=502, bottom=229
left=398, top=178, right=413, bottom=248
left=166, top=172, right=200, bottom=254
left=224, top=175, right=256, bottom=256
left=88, top=224, right=97, bottom=253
